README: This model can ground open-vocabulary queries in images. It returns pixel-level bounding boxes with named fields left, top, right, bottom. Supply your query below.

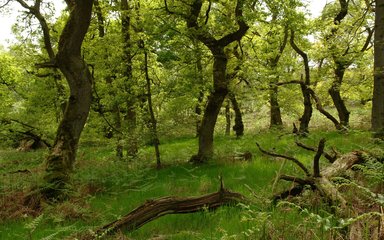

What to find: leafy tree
left=43, top=0, right=94, bottom=200
left=166, top=0, right=249, bottom=163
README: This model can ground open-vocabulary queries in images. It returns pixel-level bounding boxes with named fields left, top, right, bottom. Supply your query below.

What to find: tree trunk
left=195, top=90, right=204, bottom=137
left=225, top=99, right=231, bottom=136
left=192, top=53, right=228, bottom=163
left=43, top=0, right=94, bottom=200
left=229, top=93, right=244, bottom=137
left=194, top=40, right=205, bottom=137
left=144, top=49, right=161, bottom=169
left=289, top=30, right=313, bottom=134
left=176, top=0, right=248, bottom=163
left=329, top=64, right=350, bottom=128
left=270, top=85, right=283, bottom=127
left=372, top=0, right=384, bottom=137
left=121, top=0, right=138, bottom=157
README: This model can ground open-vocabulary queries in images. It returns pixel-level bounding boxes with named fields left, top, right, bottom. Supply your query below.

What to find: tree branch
left=334, top=0, right=349, bottom=25
left=256, top=143, right=310, bottom=176
left=313, top=138, right=326, bottom=177
left=295, top=140, right=337, bottom=163
left=280, top=174, right=312, bottom=185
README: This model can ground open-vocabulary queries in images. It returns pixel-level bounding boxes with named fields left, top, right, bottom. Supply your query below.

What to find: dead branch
left=295, top=140, right=337, bottom=163
left=256, top=142, right=310, bottom=176
left=83, top=186, right=247, bottom=239
left=280, top=174, right=312, bottom=186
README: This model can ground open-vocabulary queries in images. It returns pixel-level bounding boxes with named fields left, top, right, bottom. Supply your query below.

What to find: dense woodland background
left=1, top=0, right=384, bottom=239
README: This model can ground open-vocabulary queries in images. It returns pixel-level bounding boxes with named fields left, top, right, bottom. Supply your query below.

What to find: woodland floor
left=0, top=128, right=383, bottom=239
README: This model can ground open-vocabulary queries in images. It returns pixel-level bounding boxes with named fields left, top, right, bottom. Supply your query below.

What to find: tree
left=372, top=0, right=384, bottom=136
left=43, top=0, right=94, bottom=200
left=320, top=0, right=373, bottom=128
left=166, top=0, right=249, bottom=163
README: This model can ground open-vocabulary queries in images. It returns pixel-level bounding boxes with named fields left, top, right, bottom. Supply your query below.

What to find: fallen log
left=257, top=139, right=364, bottom=207
left=81, top=183, right=247, bottom=239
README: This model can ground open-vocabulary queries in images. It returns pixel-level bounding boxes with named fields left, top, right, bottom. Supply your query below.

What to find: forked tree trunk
left=166, top=0, right=248, bottom=163
left=43, top=0, right=94, bottom=200
left=329, top=64, right=350, bottom=128
left=372, top=0, right=384, bottom=137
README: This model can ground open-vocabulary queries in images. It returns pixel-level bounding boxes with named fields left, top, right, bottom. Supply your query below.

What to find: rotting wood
left=80, top=184, right=247, bottom=239
left=257, top=140, right=363, bottom=208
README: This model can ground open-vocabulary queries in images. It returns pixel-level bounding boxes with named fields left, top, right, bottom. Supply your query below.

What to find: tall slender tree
left=372, top=0, right=384, bottom=136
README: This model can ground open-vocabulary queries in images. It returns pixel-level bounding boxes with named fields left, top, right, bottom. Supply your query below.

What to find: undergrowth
left=0, top=129, right=383, bottom=239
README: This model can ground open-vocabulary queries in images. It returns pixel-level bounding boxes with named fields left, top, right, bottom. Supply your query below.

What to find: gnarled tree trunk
left=43, top=0, right=94, bottom=200
left=194, top=53, right=229, bottom=161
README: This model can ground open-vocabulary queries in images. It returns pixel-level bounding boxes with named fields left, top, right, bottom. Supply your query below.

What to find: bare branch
left=361, top=26, right=374, bottom=52
left=280, top=174, right=312, bottom=185
left=0, top=0, right=11, bottom=8
left=295, top=140, right=336, bottom=163
left=256, top=142, right=311, bottom=176
left=307, top=88, right=342, bottom=130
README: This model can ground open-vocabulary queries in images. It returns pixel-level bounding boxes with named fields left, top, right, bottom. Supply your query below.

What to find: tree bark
left=225, top=98, right=231, bottom=136
left=372, top=0, right=384, bottom=137
left=43, top=0, right=94, bottom=200
left=290, top=30, right=312, bottom=135
left=329, top=63, right=350, bottom=128
left=269, top=85, right=283, bottom=127
left=121, top=0, right=138, bottom=157
left=229, top=93, right=244, bottom=137
left=144, top=49, right=161, bottom=169
left=194, top=40, right=205, bottom=137
left=193, top=52, right=229, bottom=162
left=267, top=26, right=288, bottom=128
left=85, top=187, right=247, bottom=239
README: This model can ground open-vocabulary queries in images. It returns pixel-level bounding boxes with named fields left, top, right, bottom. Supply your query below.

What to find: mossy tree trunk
left=372, top=0, right=384, bottom=137
left=43, top=0, right=94, bottom=200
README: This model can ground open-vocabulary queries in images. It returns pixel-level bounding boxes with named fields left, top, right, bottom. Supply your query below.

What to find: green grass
left=0, top=129, right=381, bottom=239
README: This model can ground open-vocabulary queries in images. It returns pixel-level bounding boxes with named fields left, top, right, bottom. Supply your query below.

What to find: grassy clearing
left=0, top=129, right=382, bottom=239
